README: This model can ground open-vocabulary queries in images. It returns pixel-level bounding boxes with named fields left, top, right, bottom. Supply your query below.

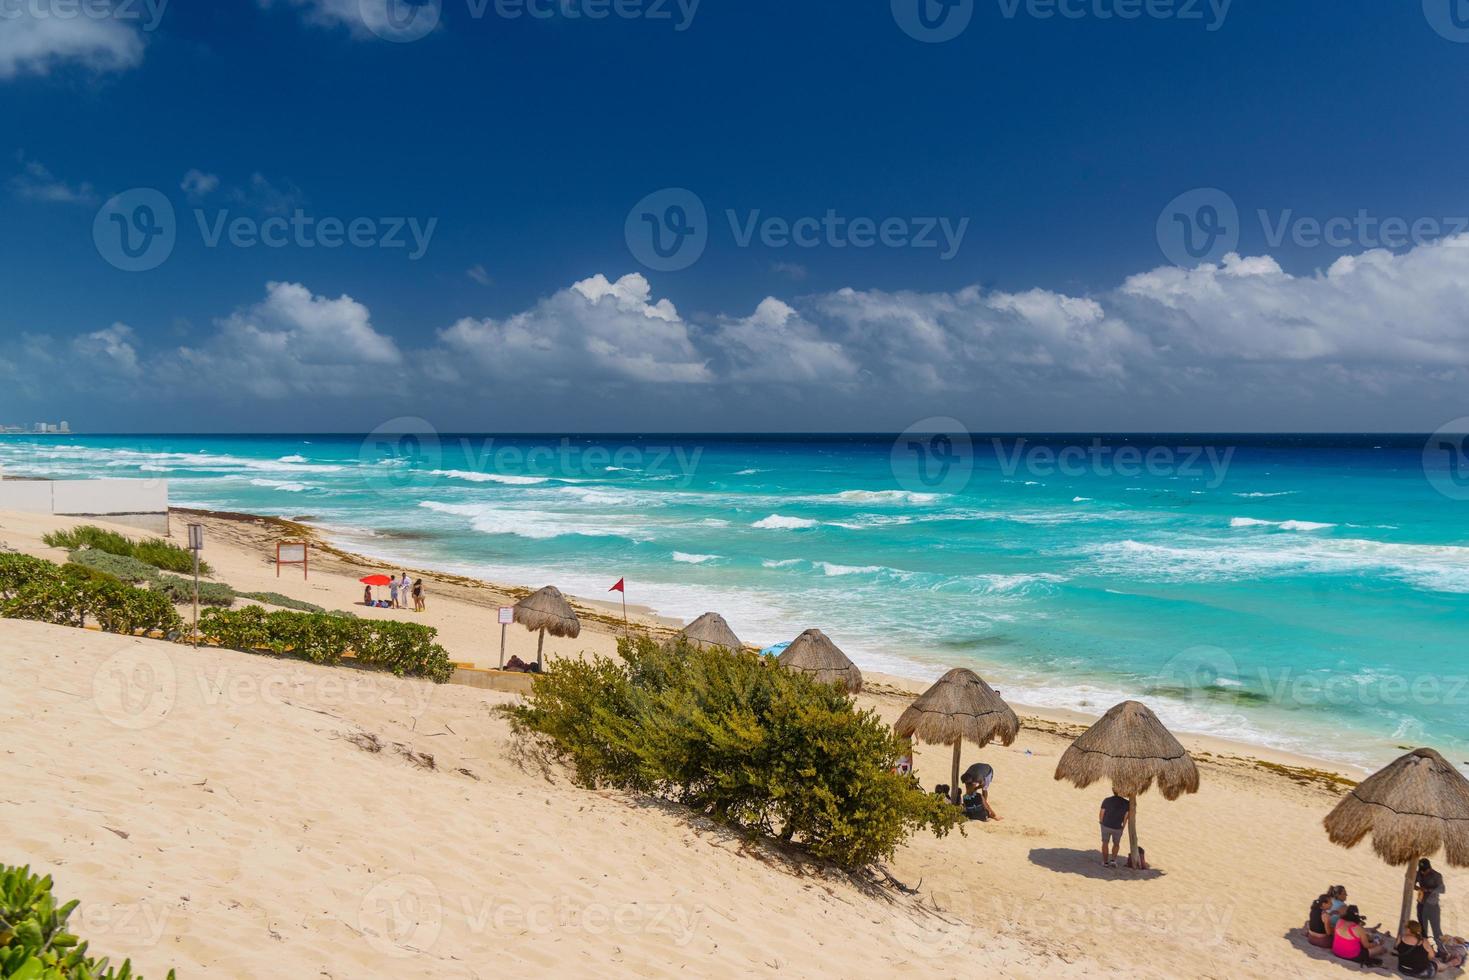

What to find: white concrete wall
left=0, top=479, right=169, bottom=516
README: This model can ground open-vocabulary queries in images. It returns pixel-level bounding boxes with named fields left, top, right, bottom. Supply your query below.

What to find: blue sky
left=2, top=0, right=1469, bottom=432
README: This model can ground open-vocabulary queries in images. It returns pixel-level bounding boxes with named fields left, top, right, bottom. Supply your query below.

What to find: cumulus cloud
left=437, top=273, right=712, bottom=384
left=712, top=298, right=861, bottom=383
left=261, top=0, right=440, bottom=40
left=72, top=323, right=140, bottom=377
left=176, top=282, right=403, bottom=398
left=9, top=157, right=97, bottom=205
left=0, top=8, right=145, bottom=79
left=181, top=169, right=221, bottom=201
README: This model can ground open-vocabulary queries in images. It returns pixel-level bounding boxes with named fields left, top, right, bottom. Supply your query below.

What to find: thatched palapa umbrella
left=1323, top=747, right=1469, bottom=937
left=778, top=628, right=862, bottom=693
left=1054, top=700, right=1200, bottom=869
left=894, top=668, right=1020, bottom=804
left=513, top=586, right=581, bottom=670
left=678, top=612, right=743, bottom=651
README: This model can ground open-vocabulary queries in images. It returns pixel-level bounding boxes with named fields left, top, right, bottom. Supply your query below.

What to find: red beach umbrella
left=359, top=574, right=393, bottom=586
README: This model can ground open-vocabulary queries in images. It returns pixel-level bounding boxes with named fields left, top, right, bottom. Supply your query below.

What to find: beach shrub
left=509, top=635, right=964, bottom=869
left=67, top=550, right=160, bottom=585
left=235, top=591, right=324, bottom=613
left=150, top=574, right=235, bottom=608
left=42, top=526, right=209, bottom=577
left=0, top=863, right=175, bottom=979
left=0, top=556, right=183, bottom=637
left=197, top=606, right=453, bottom=682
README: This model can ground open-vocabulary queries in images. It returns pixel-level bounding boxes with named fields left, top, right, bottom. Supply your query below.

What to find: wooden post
left=1127, top=794, right=1140, bottom=869
left=191, top=547, right=199, bottom=650
left=536, top=628, right=545, bottom=670
left=950, top=741, right=962, bottom=805
left=1400, top=857, right=1420, bottom=940
left=499, top=622, right=507, bottom=669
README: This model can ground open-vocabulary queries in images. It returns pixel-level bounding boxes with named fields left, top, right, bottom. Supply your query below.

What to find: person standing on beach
left=389, top=576, right=400, bottom=609
left=412, top=578, right=424, bottom=613
left=399, top=572, right=411, bottom=609
left=1417, top=859, right=1446, bottom=954
left=1098, top=790, right=1130, bottom=868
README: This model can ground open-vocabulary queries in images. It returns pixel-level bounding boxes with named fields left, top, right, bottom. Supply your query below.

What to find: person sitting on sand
left=1306, top=893, right=1335, bottom=949
left=933, top=784, right=951, bottom=802
left=961, top=776, right=999, bottom=822
left=1397, top=920, right=1439, bottom=978
left=412, top=578, right=425, bottom=612
left=1328, top=885, right=1349, bottom=931
left=1098, top=789, right=1129, bottom=868
left=1438, top=936, right=1467, bottom=968
left=1333, top=906, right=1385, bottom=967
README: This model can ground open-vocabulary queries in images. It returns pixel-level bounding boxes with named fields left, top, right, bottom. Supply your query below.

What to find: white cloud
left=466, top=264, right=492, bottom=286
left=9, top=158, right=97, bottom=205
left=72, top=323, right=140, bottom=377
left=181, top=169, right=221, bottom=200
left=0, top=9, right=145, bottom=79
left=261, top=0, right=440, bottom=40
left=438, top=273, right=712, bottom=384
left=713, top=298, right=860, bottom=383
left=176, top=282, right=403, bottom=398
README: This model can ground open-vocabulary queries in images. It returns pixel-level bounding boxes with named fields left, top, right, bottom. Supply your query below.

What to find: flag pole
left=621, top=588, right=629, bottom=637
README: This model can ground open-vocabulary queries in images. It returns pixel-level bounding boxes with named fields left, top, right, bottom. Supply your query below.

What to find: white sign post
left=498, top=606, right=514, bottom=668
left=187, top=523, right=204, bottom=648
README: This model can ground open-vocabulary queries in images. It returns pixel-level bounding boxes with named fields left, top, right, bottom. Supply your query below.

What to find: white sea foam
left=761, top=558, right=802, bottom=569
left=823, top=489, right=941, bottom=505
left=752, top=514, right=819, bottom=530
left=418, top=501, right=634, bottom=540
left=430, top=470, right=550, bottom=485
left=1229, top=517, right=1335, bottom=531
left=1234, top=491, right=1297, bottom=498
left=815, top=562, right=888, bottom=577
left=672, top=552, right=718, bottom=564
left=250, top=478, right=310, bottom=492
left=278, top=454, right=308, bottom=463
left=1072, top=496, right=1092, bottom=503
left=734, top=468, right=766, bottom=476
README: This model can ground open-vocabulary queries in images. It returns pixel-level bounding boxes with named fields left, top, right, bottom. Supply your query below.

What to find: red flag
left=609, top=578, right=625, bottom=593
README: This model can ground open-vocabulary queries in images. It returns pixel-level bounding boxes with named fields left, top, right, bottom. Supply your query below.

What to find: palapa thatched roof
left=513, top=586, right=582, bottom=638
left=1054, top=700, right=1199, bottom=800
left=894, top=668, right=1020, bottom=748
left=778, top=628, right=862, bottom=693
left=679, top=612, right=743, bottom=651
left=1324, top=748, right=1469, bottom=867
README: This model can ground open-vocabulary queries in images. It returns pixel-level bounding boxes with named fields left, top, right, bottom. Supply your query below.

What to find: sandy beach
left=1, top=507, right=1463, bottom=978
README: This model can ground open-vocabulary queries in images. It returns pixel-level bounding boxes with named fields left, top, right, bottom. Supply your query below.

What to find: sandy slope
left=2, top=509, right=1465, bottom=978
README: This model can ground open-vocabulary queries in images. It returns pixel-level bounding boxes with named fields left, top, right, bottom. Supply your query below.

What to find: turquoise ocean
left=2, top=432, right=1466, bottom=772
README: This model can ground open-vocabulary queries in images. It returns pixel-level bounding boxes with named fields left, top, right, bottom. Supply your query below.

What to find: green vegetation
left=149, top=575, right=234, bottom=608
left=235, top=591, right=324, bottom=613
left=198, top=606, right=453, bottom=682
left=508, top=634, right=964, bottom=869
left=66, top=550, right=161, bottom=586
left=0, top=555, right=182, bottom=637
left=0, top=864, right=175, bottom=979
left=42, top=526, right=209, bottom=577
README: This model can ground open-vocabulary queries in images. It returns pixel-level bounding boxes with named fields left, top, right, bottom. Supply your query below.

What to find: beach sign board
left=276, top=541, right=309, bottom=579
left=498, top=606, right=515, bottom=625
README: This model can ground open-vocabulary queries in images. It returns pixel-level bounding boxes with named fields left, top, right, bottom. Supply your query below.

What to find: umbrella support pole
left=1127, top=794, right=1139, bottom=869
left=950, top=742, right=962, bottom=805
left=1400, top=857, right=1419, bottom=940
left=536, top=628, right=545, bottom=671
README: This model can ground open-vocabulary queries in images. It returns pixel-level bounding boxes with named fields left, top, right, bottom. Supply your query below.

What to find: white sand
left=1, top=509, right=1463, bottom=978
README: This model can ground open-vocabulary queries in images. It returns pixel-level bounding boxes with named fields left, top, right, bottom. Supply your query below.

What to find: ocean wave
left=1233, top=491, right=1298, bottom=498
left=752, top=514, right=819, bottom=530
left=430, top=470, right=549, bottom=485
left=1072, top=496, right=1092, bottom=503
left=1229, top=517, right=1335, bottom=531
left=673, top=552, right=718, bottom=564
left=822, top=489, right=942, bottom=505
left=250, top=478, right=311, bottom=493
left=278, top=454, right=308, bottom=463
left=734, top=468, right=766, bottom=476
left=418, top=501, right=634, bottom=540
left=815, top=562, right=888, bottom=577
left=761, top=558, right=802, bottom=568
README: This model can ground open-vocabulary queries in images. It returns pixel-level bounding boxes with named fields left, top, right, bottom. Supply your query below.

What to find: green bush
left=508, top=635, right=963, bottom=869
left=0, top=555, right=183, bottom=637
left=150, top=575, right=234, bottom=608
left=0, top=864, right=175, bottom=979
left=235, top=592, right=323, bottom=613
left=198, top=606, right=452, bottom=682
left=67, top=550, right=160, bottom=586
left=42, top=526, right=209, bottom=577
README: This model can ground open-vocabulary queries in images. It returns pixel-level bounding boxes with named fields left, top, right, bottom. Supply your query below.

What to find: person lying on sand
left=1397, top=920, right=1439, bottom=978
left=1306, top=894, right=1335, bottom=949
left=1438, top=936, right=1467, bottom=968
left=1333, top=906, right=1385, bottom=967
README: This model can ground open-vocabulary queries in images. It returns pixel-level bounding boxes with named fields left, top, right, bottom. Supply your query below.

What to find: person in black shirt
left=1397, top=920, right=1439, bottom=978
left=1417, top=859, right=1446, bottom=953
left=1307, top=894, right=1334, bottom=948
left=1098, top=790, right=1130, bottom=868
